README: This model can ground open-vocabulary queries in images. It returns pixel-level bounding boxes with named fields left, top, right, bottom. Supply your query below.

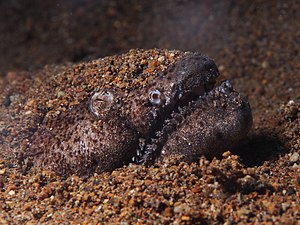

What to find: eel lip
left=134, top=78, right=236, bottom=165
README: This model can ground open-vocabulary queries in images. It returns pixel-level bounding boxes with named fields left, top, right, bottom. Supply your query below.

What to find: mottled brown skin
left=23, top=50, right=252, bottom=176
left=27, top=101, right=139, bottom=176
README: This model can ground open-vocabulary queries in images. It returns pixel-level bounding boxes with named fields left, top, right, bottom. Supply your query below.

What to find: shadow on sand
left=232, top=131, right=289, bottom=167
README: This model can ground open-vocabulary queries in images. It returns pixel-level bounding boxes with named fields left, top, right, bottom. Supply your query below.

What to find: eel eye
left=89, top=89, right=115, bottom=120
left=149, top=89, right=165, bottom=106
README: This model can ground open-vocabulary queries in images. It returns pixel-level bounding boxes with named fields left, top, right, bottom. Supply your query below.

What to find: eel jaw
left=134, top=80, right=252, bottom=165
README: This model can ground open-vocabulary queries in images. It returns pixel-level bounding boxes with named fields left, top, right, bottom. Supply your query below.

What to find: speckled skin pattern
left=0, top=49, right=252, bottom=176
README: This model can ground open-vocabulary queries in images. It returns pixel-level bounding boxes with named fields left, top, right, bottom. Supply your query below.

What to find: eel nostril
left=218, top=80, right=233, bottom=94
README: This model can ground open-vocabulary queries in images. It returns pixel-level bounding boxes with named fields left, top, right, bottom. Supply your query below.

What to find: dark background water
left=2, top=0, right=292, bottom=74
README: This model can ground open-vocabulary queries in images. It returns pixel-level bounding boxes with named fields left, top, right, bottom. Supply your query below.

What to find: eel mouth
left=134, top=78, right=234, bottom=165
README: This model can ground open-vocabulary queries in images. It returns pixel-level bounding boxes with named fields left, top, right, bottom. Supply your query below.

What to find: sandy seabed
left=0, top=0, right=299, bottom=224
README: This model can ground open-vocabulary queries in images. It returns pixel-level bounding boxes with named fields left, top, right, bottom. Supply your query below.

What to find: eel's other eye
left=149, top=89, right=165, bottom=106
left=89, top=90, right=114, bottom=119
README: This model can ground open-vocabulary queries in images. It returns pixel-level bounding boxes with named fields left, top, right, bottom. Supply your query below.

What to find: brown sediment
left=0, top=0, right=299, bottom=224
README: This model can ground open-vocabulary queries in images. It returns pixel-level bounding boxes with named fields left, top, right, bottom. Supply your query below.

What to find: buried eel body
left=0, top=49, right=252, bottom=176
